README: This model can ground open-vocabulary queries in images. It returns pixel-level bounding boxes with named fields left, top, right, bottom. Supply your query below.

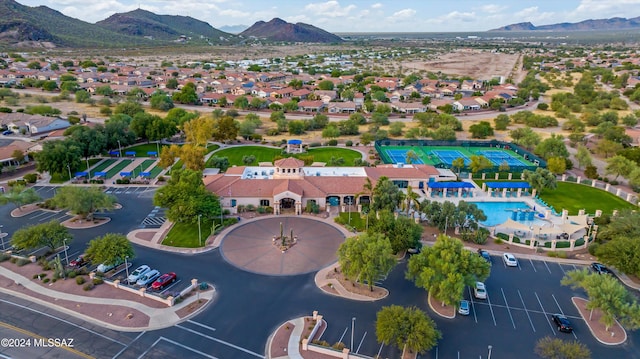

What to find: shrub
left=43, top=278, right=50, bottom=283
left=16, top=258, right=30, bottom=266
left=588, top=242, right=600, bottom=256
left=76, top=276, right=86, bottom=285
left=23, top=173, right=38, bottom=183
left=345, top=140, right=353, bottom=147
left=92, top=278, right=104, bottom=285
left=9, top=257, right=17, bottom=264
left=0, top=253, right=10, bottom=262
left=157, top=176, right=165, bottom=182
left=332, top=342, right=346, bottom=350
left=494, top=238, right=503, bottom=244
left=326, top=139, right=338, bottom=146
left=51, top=278, right=57, bottom=283
left=68, top=271, right=77, bottom=278
left=83, top=283, right=94, bottom=291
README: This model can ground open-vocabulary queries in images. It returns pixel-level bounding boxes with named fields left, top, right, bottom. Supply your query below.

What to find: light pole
left=125, top=256, right=130, bottom=281
left=348, top=198, right=351, bottom=225
left=117, top=140, right=122, bottom=157
left=351, top=317, right=356, bottom=351
left=0, top=225, right=5, bottom=251
left=66, top=164, right=72, bottom=181
left=220, top=198, right=224, bottom=226
left=86, top=158, right=91, bottom=179
left=198, top=214, right=202, bottom=247
left=444, top=216, right=448, bottom=236
left=63, top=238, right=69, bottom=265
left=156, top=141, right=160, bottom=157
left=488, top=345, right=493, bottom=359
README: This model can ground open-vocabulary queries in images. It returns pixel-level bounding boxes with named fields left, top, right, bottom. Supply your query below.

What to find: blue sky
left=16, top=0, right=640, bottom=32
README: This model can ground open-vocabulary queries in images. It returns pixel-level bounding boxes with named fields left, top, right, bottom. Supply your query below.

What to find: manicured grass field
left=105, top=159, right=134, bottom=178
left=539, top=182, right=636, bottom=215
left=335, top=212, right=367, bottom=232
left=162, top=218, right=215, bottom=248
left=147, top=165, right=164, bottom=178
left=138, top=159, right=157, bottom=172
left=122, top=143, right=167, bottom=157
left=206, top=146, right=362, bottom=167
left=50, top=158, right=102, bottom=183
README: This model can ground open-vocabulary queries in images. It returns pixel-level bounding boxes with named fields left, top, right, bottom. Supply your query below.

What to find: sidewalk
left=0, top=264, right=215, bottom=331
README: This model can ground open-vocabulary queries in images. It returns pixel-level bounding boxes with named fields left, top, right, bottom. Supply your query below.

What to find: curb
left=427, top=292, right=456, bottom=319
left=314, top=262, right=389, bottom=302
left=571, top=297, right=627, bottom=346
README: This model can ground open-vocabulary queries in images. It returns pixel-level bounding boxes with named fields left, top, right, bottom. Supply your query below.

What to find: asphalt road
left=0, top=186, right=639, bottom=359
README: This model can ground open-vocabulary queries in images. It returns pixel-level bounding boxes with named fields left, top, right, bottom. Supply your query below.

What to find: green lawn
left=335, top=212, right=367, bottom=231
left=137, top=159, right=157, bottom=172
left=162, top=218, right=215, bottom=248
left=49, top=159, right=102, bottom=183
left=105, top=159, right=134, bottom=178
left=539, top=182, right=637, bottom=215
left=206, top=146, right=362, bottom=167
left=122, top=143, right=167, bottom=157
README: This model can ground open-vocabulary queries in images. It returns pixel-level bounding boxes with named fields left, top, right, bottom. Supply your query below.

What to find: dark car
left=151, top=272, right=177, bottom=290
left=591, top=262, right=613, bottom=276
left=69, top=255, right=87, bottom=268
left=477, top=249, right=491, bottom=264
left=552, top=314, right=573, bottom=333
left=2, top=130, right=13, bottom=135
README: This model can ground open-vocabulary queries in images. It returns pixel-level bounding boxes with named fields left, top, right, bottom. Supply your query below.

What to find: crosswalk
left=141, top=206, right=166, bottom=228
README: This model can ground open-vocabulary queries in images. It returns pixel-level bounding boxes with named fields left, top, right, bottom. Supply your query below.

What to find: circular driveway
left=219, top=216, right=346, bottom=276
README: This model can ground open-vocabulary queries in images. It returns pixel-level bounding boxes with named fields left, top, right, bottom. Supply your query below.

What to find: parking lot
left=314, top=256, right=627, bottom=359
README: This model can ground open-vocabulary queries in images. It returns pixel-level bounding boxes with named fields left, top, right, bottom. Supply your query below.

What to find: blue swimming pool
left=469, top=202, right=547, bottom=227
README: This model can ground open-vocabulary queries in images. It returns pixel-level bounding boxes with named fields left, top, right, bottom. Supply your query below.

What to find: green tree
left=11, top=220, right=70, bottom=252
left=153, top=169, right=221, bottom=223
left=452, top=157, right=465, bottom=176
left=51, top=186, right=116, bottom=220
left=0, top=185, right=40, bottom=210
left=74, top=90, right=91, bottom=103
left=212, top=116, right=239, bottom=142
left=535, top=134, right=569, bottom=160
left=376, top=305, right=441, bottom=356
left=35, top=139, right=82, bottom=178
left=337, top=232, right=396, bottom=291
left=179, top=143, right=206, bottom=171
left=493, top=114, right=511, bottom=130
left=150, top=91, right=174, bottom=111
left=594, top=139, right=623, bottom=159
left=369, top=210, right=422, bottom=254
left=69, top=126, right=107, bottom=161
left=183, top=117, right=214, bottom=147
left=575, top=144, right=592, bottom=170
left=371, top=176, right=402, bottom=212
left=605, top=155, right=636, bottom=180
left=510, top=127, right=541, bottom=150
left=547, top=157, right=567, bottom=175
left=406, top=234, right=491, bottom=306
left=469, top=155, right=492, bottom=174
left=469, top=121, right=494, bottom=139
left=317, top=80, right=334, bottom=90
left=523, top=168, right=557, bottom=194
left=172, top=82, right=198, bottom=104
left=114, top=101, right=144, bottom=117
left=431, top=125, right=456, bottom=141
left=233, top=95, right=249, bottom=110
left=86, top=233, right=135, bottom=267
left=535, top=337, right=591, bottom=359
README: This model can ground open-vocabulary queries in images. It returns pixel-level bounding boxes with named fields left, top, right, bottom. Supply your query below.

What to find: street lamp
left=63, top=238, right=69, bottom=265
left=351, top=317, right=356, bottom=351
left=488, top=345, right=493, bottom=359
left=124, top=256, right=130, bottom=282
left=66, top=163, right=72, bottom=181
left=86, top=157, right=91, bottom=179
left=0, top=225, right=6, bottom=251
left=198, top=214, right=202, bottom=247
left=117, top=140, right=122, bottom=158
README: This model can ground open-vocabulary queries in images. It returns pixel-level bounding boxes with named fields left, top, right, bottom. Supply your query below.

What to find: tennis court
left=384, top=147, right=424, bottom=164
left=476, top=150, right=527, bottom=166
left=376, top=139, right=543, bottom=171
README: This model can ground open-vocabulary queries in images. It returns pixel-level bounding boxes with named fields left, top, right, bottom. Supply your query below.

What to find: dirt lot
left=402, top=49, right=522, bottom=81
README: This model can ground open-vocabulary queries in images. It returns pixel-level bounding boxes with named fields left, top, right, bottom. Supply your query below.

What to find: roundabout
left=219, top=216, right=346, bottom=276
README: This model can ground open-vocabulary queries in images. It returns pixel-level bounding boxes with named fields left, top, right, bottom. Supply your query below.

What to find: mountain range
left=491, top=16, right=640, bottom=31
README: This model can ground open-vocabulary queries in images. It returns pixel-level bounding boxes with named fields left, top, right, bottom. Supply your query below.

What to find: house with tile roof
left=203, top=158, right=446, bottom=215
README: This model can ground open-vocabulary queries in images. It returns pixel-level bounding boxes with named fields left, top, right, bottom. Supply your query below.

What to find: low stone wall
left=104, top=278, right=175, bottom=306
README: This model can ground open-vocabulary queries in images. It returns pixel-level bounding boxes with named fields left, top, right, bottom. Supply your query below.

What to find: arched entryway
left=280, top=198, right=296, bottom=210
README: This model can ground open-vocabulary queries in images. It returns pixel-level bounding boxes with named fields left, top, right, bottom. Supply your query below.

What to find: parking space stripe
left=467, top=287, right=478, bottom=323
left=535, top=292, right=556, bottom=335
left=140, top=337, right=218, bottom=359
left=558, top=262, right=566, bottom=274
left=355, top=331, right=367, bottom=353
left=486, top=292, right=497, bottom=326
left=529, top=259, right=537, bottom=273
left=518, top=290, right=536, bottom=332
left=376, top=343, right=384, bottom=358
left=501, top=288, right=516, bottom=329
left=186, top=320, right=216, bottom=332
left=338, top=327, right=348, bottom=344
left=543, top=261, right=552, bottom=274
left=112, top=331, right=145, bottom=359
left=552, top=294, right=578, bottom=339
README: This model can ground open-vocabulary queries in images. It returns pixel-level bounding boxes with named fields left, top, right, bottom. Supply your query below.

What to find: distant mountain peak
left=240, top=18, right=343, bottom=43
left=491, top=16, right=640, bottom=31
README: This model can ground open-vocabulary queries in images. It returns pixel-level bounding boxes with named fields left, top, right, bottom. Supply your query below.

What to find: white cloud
left=388, top=8, right=416, bottom=21
left=480, top=4, right=506, bottom=14
left=304, top=1, right=356, bottom=18
left=219, top=9, right=249, bottom=18
left=371, top=3, right=382, bottom=9
left=285, top=15, right=311, bottom=24
left=572, top=0, right=640, bottom=20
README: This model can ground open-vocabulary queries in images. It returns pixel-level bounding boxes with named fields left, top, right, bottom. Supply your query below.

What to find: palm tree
left=402, top=186, right=420, bottom=215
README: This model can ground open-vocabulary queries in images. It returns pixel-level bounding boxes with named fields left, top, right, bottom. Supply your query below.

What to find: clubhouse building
left=203, top=158, right=457, bottom=215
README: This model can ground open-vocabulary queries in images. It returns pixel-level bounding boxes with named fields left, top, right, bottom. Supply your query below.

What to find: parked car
left=591, top=262, right=613, bottom=276
left=97, top=259, right=122, bottom=273
left=2, top=130, right=13, bottom=135
left=151, top=272, right=177, bottom=290
left=458, top=300, right=470, bottom=316
left=127, top=265, right=151, bottom=283
left=503, top=253, right=518, bottom=267
left=136, top=269, right=160, bottom=287
left=474, top=281, right=487, bottom=299
left=478, top=249, right=491, bottom=264
left=69, top=255, right=87, bottom=268
left=551, top=314, right=573, bottom=333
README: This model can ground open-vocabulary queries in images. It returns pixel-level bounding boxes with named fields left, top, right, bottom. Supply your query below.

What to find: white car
left=136, top=269, right=160, bottom=287
left=474, top=281, right=487, bottom=299
left=97, top=259, right=122, bottom=273
left=127, top=265, right=151, bottom=283
left=503, top=253, right=518, bottom=267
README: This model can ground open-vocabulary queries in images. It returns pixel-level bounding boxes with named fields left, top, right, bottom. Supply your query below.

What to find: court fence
left=375, top=139, right=546, bottom=172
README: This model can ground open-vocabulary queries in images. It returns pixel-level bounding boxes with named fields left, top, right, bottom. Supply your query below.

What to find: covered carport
left=426, top=181, right=476, bottom=198
left=483, top=181, right=532, bottom=198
